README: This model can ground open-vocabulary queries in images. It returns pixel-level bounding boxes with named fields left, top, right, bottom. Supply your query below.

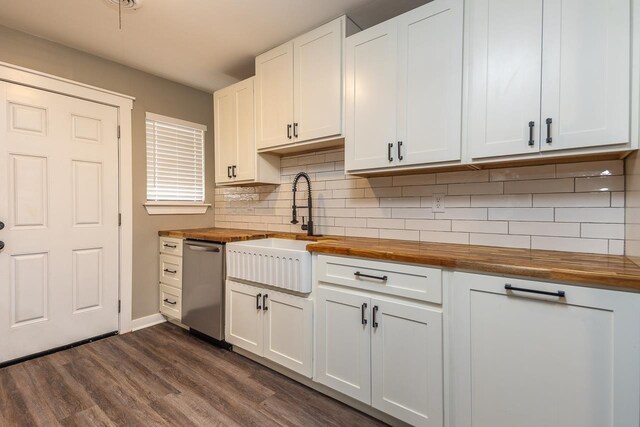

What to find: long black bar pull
left=505, top=284, right=565, bottom=298
left=354, top=271, right=388, bottom=281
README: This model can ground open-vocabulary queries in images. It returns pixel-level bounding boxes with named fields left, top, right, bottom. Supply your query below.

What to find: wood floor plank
left=0, top=323, right=389, bottom=427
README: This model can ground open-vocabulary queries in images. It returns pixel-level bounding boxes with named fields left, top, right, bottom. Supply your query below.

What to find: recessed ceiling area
left=0, top=0, right=428, bottom=92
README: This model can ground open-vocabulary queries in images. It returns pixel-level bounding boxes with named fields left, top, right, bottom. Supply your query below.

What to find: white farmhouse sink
left=226, top=238, right=312, bottom=293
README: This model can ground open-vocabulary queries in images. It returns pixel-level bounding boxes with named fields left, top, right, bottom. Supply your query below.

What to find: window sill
left=144, top=202, right=211, bottom=215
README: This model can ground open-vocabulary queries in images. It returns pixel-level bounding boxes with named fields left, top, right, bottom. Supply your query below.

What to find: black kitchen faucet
left=291, top=172, right=315, bottom=236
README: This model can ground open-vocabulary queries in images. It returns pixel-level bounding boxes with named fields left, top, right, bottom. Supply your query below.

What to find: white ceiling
left=0, top=0, right=427, bottom=93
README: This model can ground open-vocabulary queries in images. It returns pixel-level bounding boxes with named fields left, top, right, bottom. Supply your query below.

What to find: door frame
left=0, top=61, right=135, bottom=334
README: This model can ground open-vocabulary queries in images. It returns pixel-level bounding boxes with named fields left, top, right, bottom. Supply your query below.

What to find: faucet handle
left=301, top=216, right=308, bottom=231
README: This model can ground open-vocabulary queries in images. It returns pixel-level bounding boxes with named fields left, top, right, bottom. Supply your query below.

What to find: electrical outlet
left=432, top=194, right=445, bottom=213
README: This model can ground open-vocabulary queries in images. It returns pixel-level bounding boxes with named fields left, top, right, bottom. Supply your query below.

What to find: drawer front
left=159, top=254, right=182, bottom=288
left=160, top=284, right=182, bottom=320
left=317, top=255, right=442, bottom=304
left=160, top=236, right=183, bottom=256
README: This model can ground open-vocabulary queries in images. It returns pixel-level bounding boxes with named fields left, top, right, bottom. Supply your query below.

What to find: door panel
left=541, top=0, right=631, bottom=151
left=225, top=280, right=263, bottom=355
left=371, top=298, right=443, bottom=427
left=0, top=82, right=119, bottom=364
left=452, top=272, right=640, bottom=427
left=397, top=0, right=463, bottom=165
left=214, top=87, right=237, bottom=184
left=255, top=42, right=294, bottom=149
left=315, top=287, right=371, bottom=404
left=294, top=17, right=343, bottom=143
left=467, top=0, right=543, bottom=159
left=345, top=20, right=398, bottom=171
left=262, top=290, right=313, bottom=377
left=233, top=78, right=256, bottom=182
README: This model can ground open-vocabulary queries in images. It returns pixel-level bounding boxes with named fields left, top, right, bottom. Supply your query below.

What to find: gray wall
left=0, top=25, right=215, bottom=320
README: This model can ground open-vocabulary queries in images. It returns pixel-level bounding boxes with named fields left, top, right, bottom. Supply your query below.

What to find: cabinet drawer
left=159, top=236, right=183, bottom=256
left=160, top=284, right=181, bottom=320
left=159, top=254, right=182, bottom=288
left=317, top=255, right=442, bottom=304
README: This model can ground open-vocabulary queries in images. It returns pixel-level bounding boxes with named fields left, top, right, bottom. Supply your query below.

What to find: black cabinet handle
left=227, top=166, right=232, bottom=178
left=163, top=269, right=177, bottom=274
left=163, top=298, right=177, bottom=305
left=232, top=165, right=237, bottom=177
left=361, top=303, right=368, bottom=325
left=256, top=293, right=262, bottom=310
left=528, top=121, right=535, bottom=146
left=505, top=284, right=565, bottom=298
left=0, top=221, right=4, bottom=230
left=388, top=143, right=393, bottom=162
left=163, top=243, right=177, bottom=249
left=354, top=271, right=388, bottom=281
left=293, top=122, right=299, bottom=138
left=372, top=305, right=379, bottom=328
left=0, top=241, right=4, bottom=251
left=263, top=294, right=268, bottom=311
left=545, top=118, right=553, bottom=143
left=287, top=124, right=292, bottom=139
left=397, top=141, right=403, bottom=160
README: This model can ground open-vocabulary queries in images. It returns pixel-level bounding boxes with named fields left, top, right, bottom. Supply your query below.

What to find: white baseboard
left=131, top=313, right=166, bottom=331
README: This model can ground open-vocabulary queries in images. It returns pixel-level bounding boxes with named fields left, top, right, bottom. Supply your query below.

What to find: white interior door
left=0, top=81, right=119, bottom=364
left=255, top=42, right=294, bottom=149
left=294, top=17, right=344, bottom=143
left=315, top=287, right=371, bottom=404
left=540, top=0, right=631, bottom=152
left=345, top=19, right=398, bottom=171
left=371, top=298, right=443, bottom=427
left=213, top=86, right=237, bottom=184
left=466, top=0, right=543, bottom=159
left=397, top=0, right=463, bottom=165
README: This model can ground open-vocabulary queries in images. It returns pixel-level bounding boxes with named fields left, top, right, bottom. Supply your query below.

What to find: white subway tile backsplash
left=215, top=149, right=625, bottom=255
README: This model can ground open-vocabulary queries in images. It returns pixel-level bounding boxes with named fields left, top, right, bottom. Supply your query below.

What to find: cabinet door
left=262, top=290, right=313, bottom=377
left=397, top=0, right=463, bottom=165
left=345, top=20, right=398, bottom=171
left=466, top=0, right=543, bottom=159
left=315, top=288, right=371, bottom=404
left=371, top=298, right=443, bottom=427
left=213, top=86, right=237, bottom=184
left=294, top=17, right=343, bottom=143
left=451, top=272, right=640, bottom=427
left=225, top=280, right=263, bottom=356
left=255, top=42, right=294, bottom=149
left=233, top=78, right=256, bottom=182
left=540, top=0, right=631, bottom=152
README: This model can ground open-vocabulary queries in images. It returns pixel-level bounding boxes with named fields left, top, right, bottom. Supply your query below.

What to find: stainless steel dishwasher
left=182, top=240, right=226, bottom=344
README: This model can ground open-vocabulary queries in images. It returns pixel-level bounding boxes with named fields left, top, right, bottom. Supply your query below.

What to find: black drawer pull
left=354, top=271, right=388, bottom=282
left=163, top=243, right=177, bottom=249
left=163, top=269, right=177, bottom=274
left=263, top=294, right=269, bottom=311
left=256, top=293, right=262, bottom=310
left=361, top=303, right=368, bottom=325
left=505, top=284, right=565, bottom=298
left=163, top=298, right=177, bottom=305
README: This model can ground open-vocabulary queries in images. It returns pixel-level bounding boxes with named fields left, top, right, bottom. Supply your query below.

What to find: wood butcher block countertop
left=159, top=227, right=640, bottom=292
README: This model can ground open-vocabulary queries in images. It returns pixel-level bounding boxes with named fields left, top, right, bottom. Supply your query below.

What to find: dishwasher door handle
left=186, top=245, right=220, bottom=252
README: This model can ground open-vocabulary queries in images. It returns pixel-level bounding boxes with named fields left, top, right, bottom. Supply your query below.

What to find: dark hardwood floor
left=0, top=322, right=387, bottom=426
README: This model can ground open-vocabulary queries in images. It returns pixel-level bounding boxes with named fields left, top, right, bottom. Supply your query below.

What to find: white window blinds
left=146, top=113, right=206, bottom=202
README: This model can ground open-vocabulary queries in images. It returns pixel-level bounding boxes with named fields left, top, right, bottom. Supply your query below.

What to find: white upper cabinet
left=466, top=0, right=544, bottom=159
left=345, top=20, right=398, bottom=171
left=294, top=18, right=344, bottom=143
left=467, top=0, right=635, bottom=160
left=540, top=0, right=631, bottom=152
left=345, top=0, right=464, bottom=173
left=214, top=78, right=280, bottom=186
left=256, top=17, right=346, bottom=151
left=255, top=43, right=294, bottom=150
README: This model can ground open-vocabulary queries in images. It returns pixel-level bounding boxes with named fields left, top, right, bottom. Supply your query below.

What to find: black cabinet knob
left=0, top=221, right=4, bottom=230
left=0, top=241, right=4, bottom=250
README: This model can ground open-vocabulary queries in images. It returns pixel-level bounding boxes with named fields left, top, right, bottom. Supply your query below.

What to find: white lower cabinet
left=451, top=272, right=640, bottom=427
left=225, top=280, right=313, bottom=377
left=315, top=256, right=444, bottom=427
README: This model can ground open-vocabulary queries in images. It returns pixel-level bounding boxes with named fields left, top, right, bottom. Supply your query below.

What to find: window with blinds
left=146, top=113, right=206, bottom=202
